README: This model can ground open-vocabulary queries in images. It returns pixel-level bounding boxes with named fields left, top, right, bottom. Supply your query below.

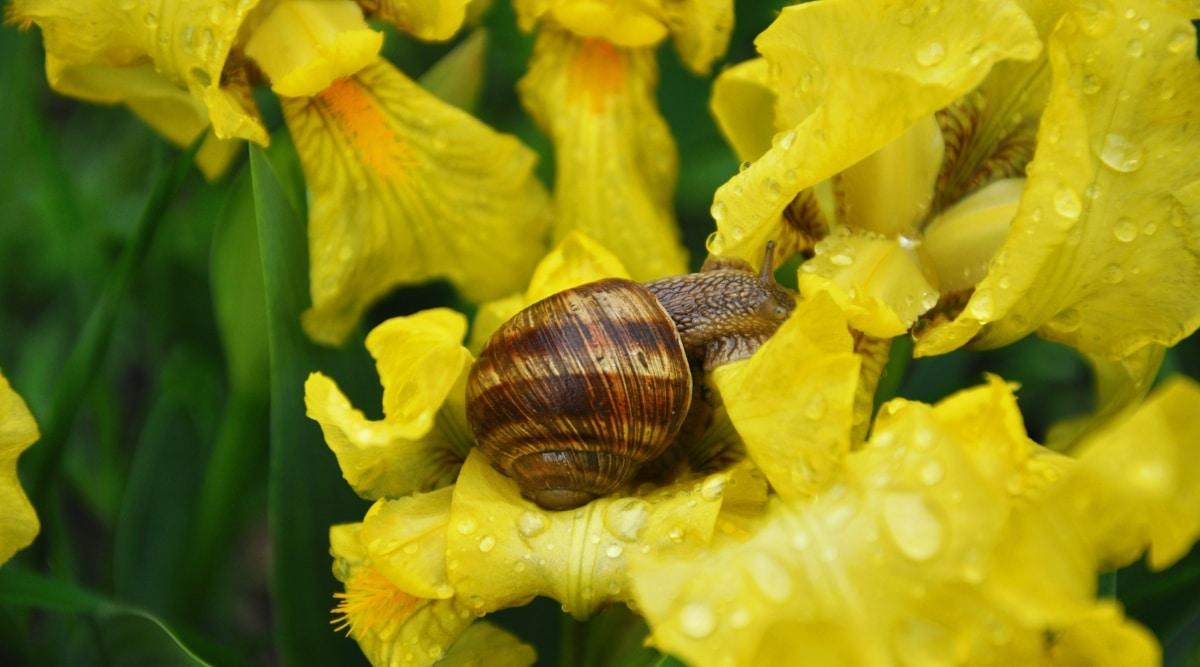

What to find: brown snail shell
left=466, top=278, right=692, bottom=511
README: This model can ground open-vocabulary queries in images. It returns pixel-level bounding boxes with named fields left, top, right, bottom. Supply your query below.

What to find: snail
left=466, top=242, right=795, bottom=510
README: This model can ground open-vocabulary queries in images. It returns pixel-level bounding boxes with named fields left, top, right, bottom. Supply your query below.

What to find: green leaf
left=113, top=349, right=219, bottom=614
left=249, top=145, right=368, bottom=665
left=420, top=28, right=489, bottom=112
left=26, top=134, right=203, bottom=506
left=0, top=568, right=210, bottom=666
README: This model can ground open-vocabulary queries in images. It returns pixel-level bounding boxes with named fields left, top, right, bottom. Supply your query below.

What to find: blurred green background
left=1, top=1, right=1199, bottom=665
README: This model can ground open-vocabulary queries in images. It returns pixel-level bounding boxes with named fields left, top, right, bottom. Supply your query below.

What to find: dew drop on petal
left=1052, top=307, right=1083, bottom=332
left=830, top=253, right=854, bottom=266
left=710, top=201, right=727, bottom=222
left=668, top=527, right=685, bottom=543
left=605, top=499, right=651, bottom=542
left=1053, top=187, right=1082, bottom=220
left=915, top=42, right=946, bottom=66
left=679, top=603, right=717, bottom=638
left=517, top=511, right=547, bottom=538
left=1081, top=74, right=1102, bottom=94
left=1113, top=217, right=1138, bottom=243
left=1126, top=39, right=1144, bottom=57
left=1100, top=133, right=1144, bottom=173
left=729, top=607, right=753, bottom=629
left=478, top=535, right=495, bottom=553
left=456, top=517, right=477, bottom=535
left=605, top=544, right=624, bottom=558
left=883, top=492, right=944, bottom=561
left=700, top=476, right=727, bottom=501
left=1102, top=264, right=1124, bottom=284
left=968, top=289, right=995, bottom=320
left=748, top=553, right=794, bottom=604
left=777, top=130, right=797, bottom=150
left=919, top=461, right=944, bottom=486
left=1168, top=30, right=1192, bottom=54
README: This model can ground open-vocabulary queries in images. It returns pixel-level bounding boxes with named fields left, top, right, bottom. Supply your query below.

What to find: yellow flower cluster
left=10, top=0, right=552, bottom=345
left=308, top=231, right=1200, bottom=666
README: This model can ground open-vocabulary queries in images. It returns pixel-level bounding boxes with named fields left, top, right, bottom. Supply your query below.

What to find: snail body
left=466, top=244, right=794, bottom=510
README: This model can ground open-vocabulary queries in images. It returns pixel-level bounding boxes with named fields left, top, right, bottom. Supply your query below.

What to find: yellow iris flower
left=308, top=234, right=1200, bottom=667
left=634, top=298, right=1200, bottom=666
left=11, top=0, right=552, bottom=345
left=0, top=371, right=39, bottom=565
left=707, top=0, right=1200, bottom=435
left=514, top=0, right=732, bottom=280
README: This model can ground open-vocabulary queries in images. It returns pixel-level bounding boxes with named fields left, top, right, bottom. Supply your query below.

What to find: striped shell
left=466, top=278, right=692, bottom=510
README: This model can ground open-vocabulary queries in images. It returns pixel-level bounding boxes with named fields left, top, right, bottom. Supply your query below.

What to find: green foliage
left=1, top=1, right=1198, bottom=666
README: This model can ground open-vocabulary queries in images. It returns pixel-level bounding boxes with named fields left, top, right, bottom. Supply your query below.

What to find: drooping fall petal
left=330, top=523, right=475, bottom=666
left=707, top=0, right=1039, bottom=264
left=283, top=59, right=551, bottom=345
left=915, top=0, right=1200, bottom=360
left=305, top=309, right=474, bottom=499
left=0, top=372, right=39, bottom=564
left=519, top=28, right=687, bottom=281
left=10, top=0, right=268, bottom=177
left=631, top=376, right=1200, bottom=667
left=443, top=451, right=745, bottom=618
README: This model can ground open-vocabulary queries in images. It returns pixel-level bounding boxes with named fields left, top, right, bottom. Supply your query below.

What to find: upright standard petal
left=709, top=58, right=776, bottom=163
left=284, top=59, right=552, bottom=345
left=707, top=0, right=1039, bottom=264
left=11, top=0, right=268, bottom=155
left=305, top=310, right=475, bottom=499
left=519, top=29, right=687, bottom=282
left=0, top=372, right=39, bottom=565
left=915, top=0, right=1200, bottom=359
left=712, top=294, right=860, bottom=500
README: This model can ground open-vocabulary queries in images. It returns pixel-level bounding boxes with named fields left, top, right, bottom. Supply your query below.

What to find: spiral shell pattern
left=467, top=278, right=692, bottom=510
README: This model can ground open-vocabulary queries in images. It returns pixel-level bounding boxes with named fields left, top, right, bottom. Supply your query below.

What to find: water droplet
left=668, top=527, right=685, bottom=543
left=997, top=276, right=1012, bottom=290
left=402, top=542, right=419, bottom=555
left=1081, top=74, right=1102, bottom=94
left=920, top=293, right=939, bottom=311
left=791, top=530, right=810, bottom=551
left=729, top=607, right=752, bottom=629
left=1100, top=133, right=1144, bottom=172
left=605, top=544, right=624, bottom=559
left=1053, top=187, right=1082, bottom=220
left=830, top=253, right=853, bottom=266
left=1052, top=307, right=1083, bottom=331
left=144, top=12, right=159, bottom=28
left=1136, top=18, right=1150, bottom=31
left=777, top=130, right=796, bottom=150
left=517, top=511, right=547, bottom=538
left=1142, top=221, right=1158, bottom=236
left=1168, top=30, right=1192, bottom=54
left=913, top=428, right=934, bottom=450
left=919, top=461, right=944, bottom=486
left=748, top=553, right=794, bottom=603
left=1102, top=264, right=1124, bottom=284
left=455, top=517, right=477, bottom=535
left=710, top=201, right=727, bottom=222
left=700, top=476, right=727, bottom=501
left=478, top=535, right=496, bottom=552
left=882, top=492, right=944, bottom=561
left=605, top=499, right=650, bottom=541
left=804, top=395, right=827, bottom=419
left=738, top=160, right=751, bottom=172
left=679, top=603, right=717, bottom=638
left=589, top=534, right=601, bottom=545
left=915, top=42, right=946, bottom=66
left=969, top=289, right=995, bottom=320
left=1113, top=217, right=1138, bottom=242
left=1126, top=39, right=1144, bottom=57
left=1085, top=183, right=1102, bottom=200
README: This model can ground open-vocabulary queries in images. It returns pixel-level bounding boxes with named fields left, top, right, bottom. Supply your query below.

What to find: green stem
left=28, top=136, right=203, bottom=508
left=177, top=392, right=269, bottom=618
left=872, top=335, right=914, bottom=413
